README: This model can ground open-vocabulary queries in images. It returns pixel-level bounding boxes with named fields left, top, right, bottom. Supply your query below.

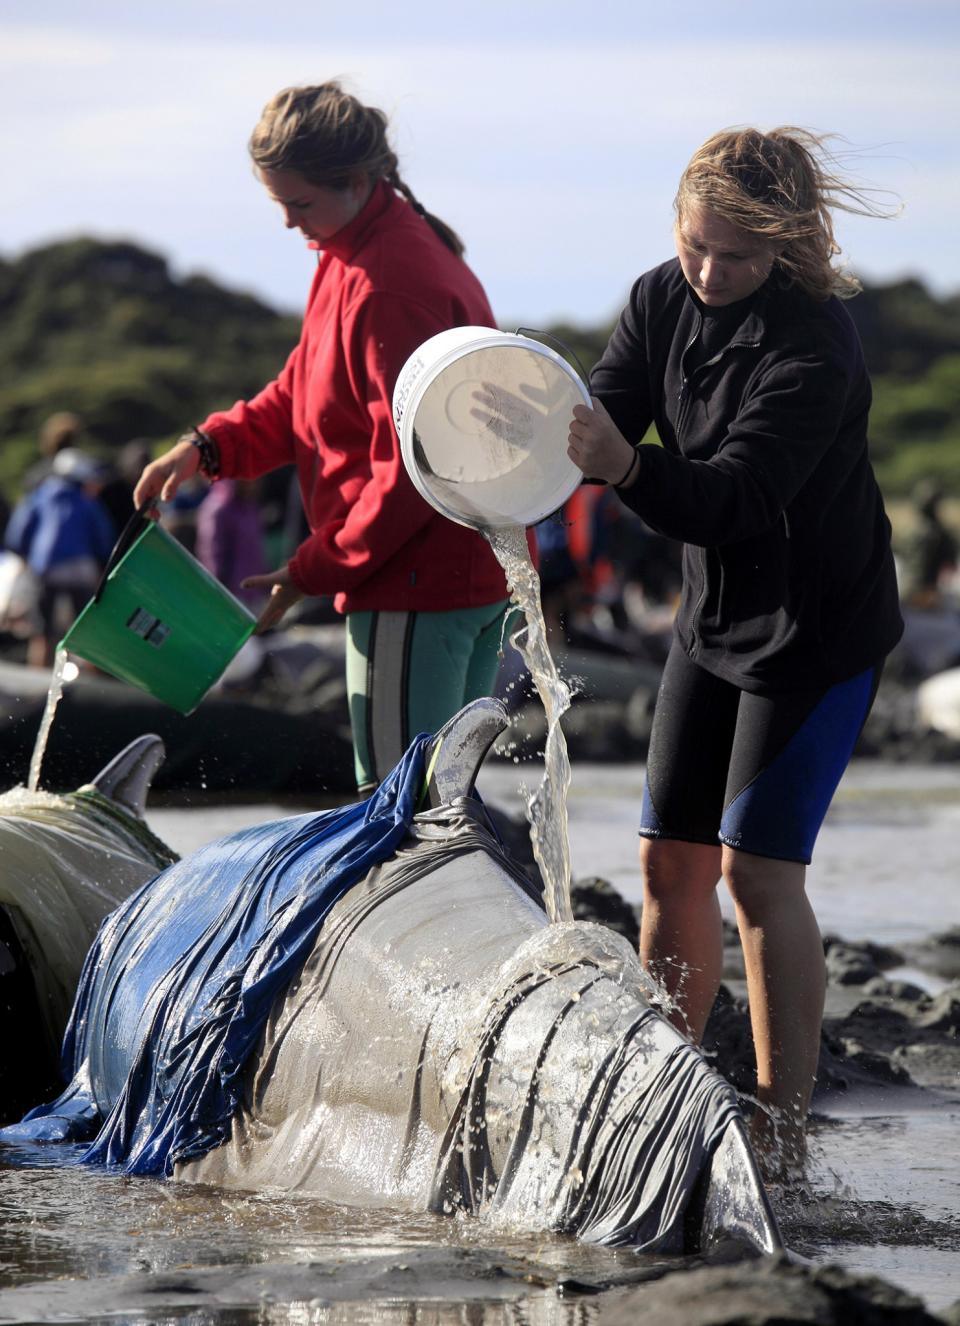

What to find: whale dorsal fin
left=423, top=698, right=508, bottom=808
left=84, top=734, right=166, bottom=819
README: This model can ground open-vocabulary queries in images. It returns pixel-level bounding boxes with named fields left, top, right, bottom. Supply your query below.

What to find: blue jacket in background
left=6, top=477, right=115, bottom=576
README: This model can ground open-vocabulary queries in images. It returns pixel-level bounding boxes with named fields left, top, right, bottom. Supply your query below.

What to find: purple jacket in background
left=194, top=481, right=267, bottom=608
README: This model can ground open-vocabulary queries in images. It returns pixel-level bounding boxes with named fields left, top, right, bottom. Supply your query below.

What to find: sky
left=2, top=0, right=959, bottom=327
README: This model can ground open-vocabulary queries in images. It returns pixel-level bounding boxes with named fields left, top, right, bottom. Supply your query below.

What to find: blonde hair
left=675, top=127, right=896, bottom=301
left=249, top=82, right=464, bottom=257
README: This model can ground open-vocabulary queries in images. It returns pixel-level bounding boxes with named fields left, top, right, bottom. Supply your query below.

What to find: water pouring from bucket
left=394, top=327, right=589, bottom=924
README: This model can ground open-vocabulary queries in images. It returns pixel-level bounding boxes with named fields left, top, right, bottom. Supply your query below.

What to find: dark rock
left=482, top=803, right=540, bottom=886
left=702, top=985, right=757, bottom=1095
left=823, top=937, right=906, bottom=986
left=600, top=1252, right=942, bottom=1325
left=570, top=876, right=639, bottom=946
left=700, top=984, right=919, bottom=1103
left=906, top=931, right=960, bottom=982
left=836, top=1040, right=913, bottom=1085
left=914, top=987, right=960, bottom=1032
left=863, top=977, right=928, bottom=1002
left=818, top=985, right=960, bottom=1094
left=826, top=943, right=883, bottom=986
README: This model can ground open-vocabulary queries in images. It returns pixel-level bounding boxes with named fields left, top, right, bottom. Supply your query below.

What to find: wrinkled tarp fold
left=0, top=736, right=430, bottom=1175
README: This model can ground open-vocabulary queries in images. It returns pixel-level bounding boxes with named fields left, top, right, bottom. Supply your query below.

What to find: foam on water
left=484, top=526, right=573, bottom=924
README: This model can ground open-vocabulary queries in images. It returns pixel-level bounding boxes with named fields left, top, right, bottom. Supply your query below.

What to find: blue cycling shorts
left=639, top=641, right=881, bottom=865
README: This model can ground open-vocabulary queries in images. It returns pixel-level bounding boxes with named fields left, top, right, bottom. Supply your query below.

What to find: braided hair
left=249, top=82, right=465, bottom=257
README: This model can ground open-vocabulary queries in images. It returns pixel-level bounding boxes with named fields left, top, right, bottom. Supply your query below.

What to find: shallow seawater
left=0, top=1161, right=682, bottom=1323
left=1, top=761, right=957, bottom=1321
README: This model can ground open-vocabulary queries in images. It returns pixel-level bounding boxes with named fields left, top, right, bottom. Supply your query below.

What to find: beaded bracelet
left=188, top=427, right=221, bottom=479
left=614, top=448, right=640, bottom=490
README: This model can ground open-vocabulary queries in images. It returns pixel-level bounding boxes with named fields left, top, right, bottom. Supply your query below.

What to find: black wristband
left=188, top=427, right=220, bottom=478
left=614, top=448, right=639, bottom=489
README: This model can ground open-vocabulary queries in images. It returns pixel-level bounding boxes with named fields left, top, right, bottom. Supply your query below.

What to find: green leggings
left=345, top=599, right=513, bottom=792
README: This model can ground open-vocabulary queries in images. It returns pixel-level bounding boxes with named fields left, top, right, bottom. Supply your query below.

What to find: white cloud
left=2, top=23, right=957, bottom=321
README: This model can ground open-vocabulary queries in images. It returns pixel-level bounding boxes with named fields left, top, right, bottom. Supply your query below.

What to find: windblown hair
left=675, top=127, right=897, bottom=301
left=249, top=82, right=464, bottom=257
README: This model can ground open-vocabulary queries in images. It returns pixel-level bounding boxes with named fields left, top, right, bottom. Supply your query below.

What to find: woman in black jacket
left=567, top=127, right=902, bottom=1179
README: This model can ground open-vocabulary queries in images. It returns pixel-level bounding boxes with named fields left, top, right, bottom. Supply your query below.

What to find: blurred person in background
left=5, top=448, right=115, bottom=666
left=95, top=439, right=154, bottom=540
left=900, top=478, right=958, bottom=609
left=21, top=412, right=85, bottom=494
left=195, top=478, right=269, bottom=612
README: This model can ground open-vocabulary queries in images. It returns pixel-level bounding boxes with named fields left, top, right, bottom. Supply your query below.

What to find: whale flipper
left=423, top=698, right=508, bottom=807
left=83, top=734, right=166, bottom=819
left=691, top=1117, right=782, bottom=1255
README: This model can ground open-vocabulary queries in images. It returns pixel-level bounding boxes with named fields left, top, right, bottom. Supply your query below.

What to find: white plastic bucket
left=393, top=327, right=588, bottom=529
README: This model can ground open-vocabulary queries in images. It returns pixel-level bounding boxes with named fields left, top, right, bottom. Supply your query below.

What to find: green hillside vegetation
left=0, top=238, right=300, bottom=499
left=1, top=238, right=958, bottom=504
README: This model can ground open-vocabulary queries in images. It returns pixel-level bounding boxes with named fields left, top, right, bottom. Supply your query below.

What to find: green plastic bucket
left=60, top=512, right=257, bottom=714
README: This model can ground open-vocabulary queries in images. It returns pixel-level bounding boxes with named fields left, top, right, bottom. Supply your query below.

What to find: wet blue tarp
left=0, top=736, right=430, bottom=1175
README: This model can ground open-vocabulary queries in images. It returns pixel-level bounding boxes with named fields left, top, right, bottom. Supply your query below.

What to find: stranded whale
left=1, top=703, right=779, bottom=1256
left=0, top=735, right=176, bottom=1121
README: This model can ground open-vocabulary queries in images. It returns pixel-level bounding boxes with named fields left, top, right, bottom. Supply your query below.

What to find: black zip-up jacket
left=592, top=258, right=903, bottom=694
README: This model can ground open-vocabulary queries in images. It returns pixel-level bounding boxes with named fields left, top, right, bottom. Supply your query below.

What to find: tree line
left=1, top=237, right=958, bottom=502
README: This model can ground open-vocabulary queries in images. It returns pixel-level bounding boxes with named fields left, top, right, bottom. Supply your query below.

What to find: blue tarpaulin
left=0, top=736, right=430, bottom=1175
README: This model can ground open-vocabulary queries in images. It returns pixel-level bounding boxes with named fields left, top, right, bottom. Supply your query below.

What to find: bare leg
left=722, top=845, right=825, bottom=1178
left=639, top=837, right=723, bottom=1042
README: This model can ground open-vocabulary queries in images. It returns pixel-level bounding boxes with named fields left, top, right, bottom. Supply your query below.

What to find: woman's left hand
left=240, top=565, right=304, bottom=634
left=567, top=397, right=636, bottom=485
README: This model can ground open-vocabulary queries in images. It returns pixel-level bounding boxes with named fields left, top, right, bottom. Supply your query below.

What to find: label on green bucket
left=126, top=606, right=171, bottom=649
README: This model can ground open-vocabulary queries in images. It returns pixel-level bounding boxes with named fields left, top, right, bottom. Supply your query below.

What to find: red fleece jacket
left=201, top=182, right=526, bottom=614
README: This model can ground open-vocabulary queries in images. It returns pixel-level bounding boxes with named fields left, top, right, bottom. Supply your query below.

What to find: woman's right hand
left=567, top=397, right=636, bottom=486
left=132, top=436, right=201, bottom=511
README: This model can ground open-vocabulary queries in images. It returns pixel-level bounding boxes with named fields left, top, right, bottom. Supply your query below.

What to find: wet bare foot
left=750, top=1105, right=808, bottom=1185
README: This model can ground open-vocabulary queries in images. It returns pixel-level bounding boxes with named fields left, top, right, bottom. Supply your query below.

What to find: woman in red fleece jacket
left=135, top=82, right=516, bottom=792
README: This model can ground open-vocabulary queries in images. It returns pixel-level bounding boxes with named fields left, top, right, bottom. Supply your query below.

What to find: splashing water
left=484, top=526, right=573, bottom=924
left=28, top=647, right=69, bottom=792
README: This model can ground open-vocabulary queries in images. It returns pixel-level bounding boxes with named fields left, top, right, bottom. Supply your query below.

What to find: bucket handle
left=514, top=327, right=592, bottom=390
left=91, top=504, right=154, bottom=605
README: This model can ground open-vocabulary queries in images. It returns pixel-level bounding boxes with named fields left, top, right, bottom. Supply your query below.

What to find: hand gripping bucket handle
left=59, top=506, right=257, bottom=714
left=90, top=505, right=154, bottom=605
